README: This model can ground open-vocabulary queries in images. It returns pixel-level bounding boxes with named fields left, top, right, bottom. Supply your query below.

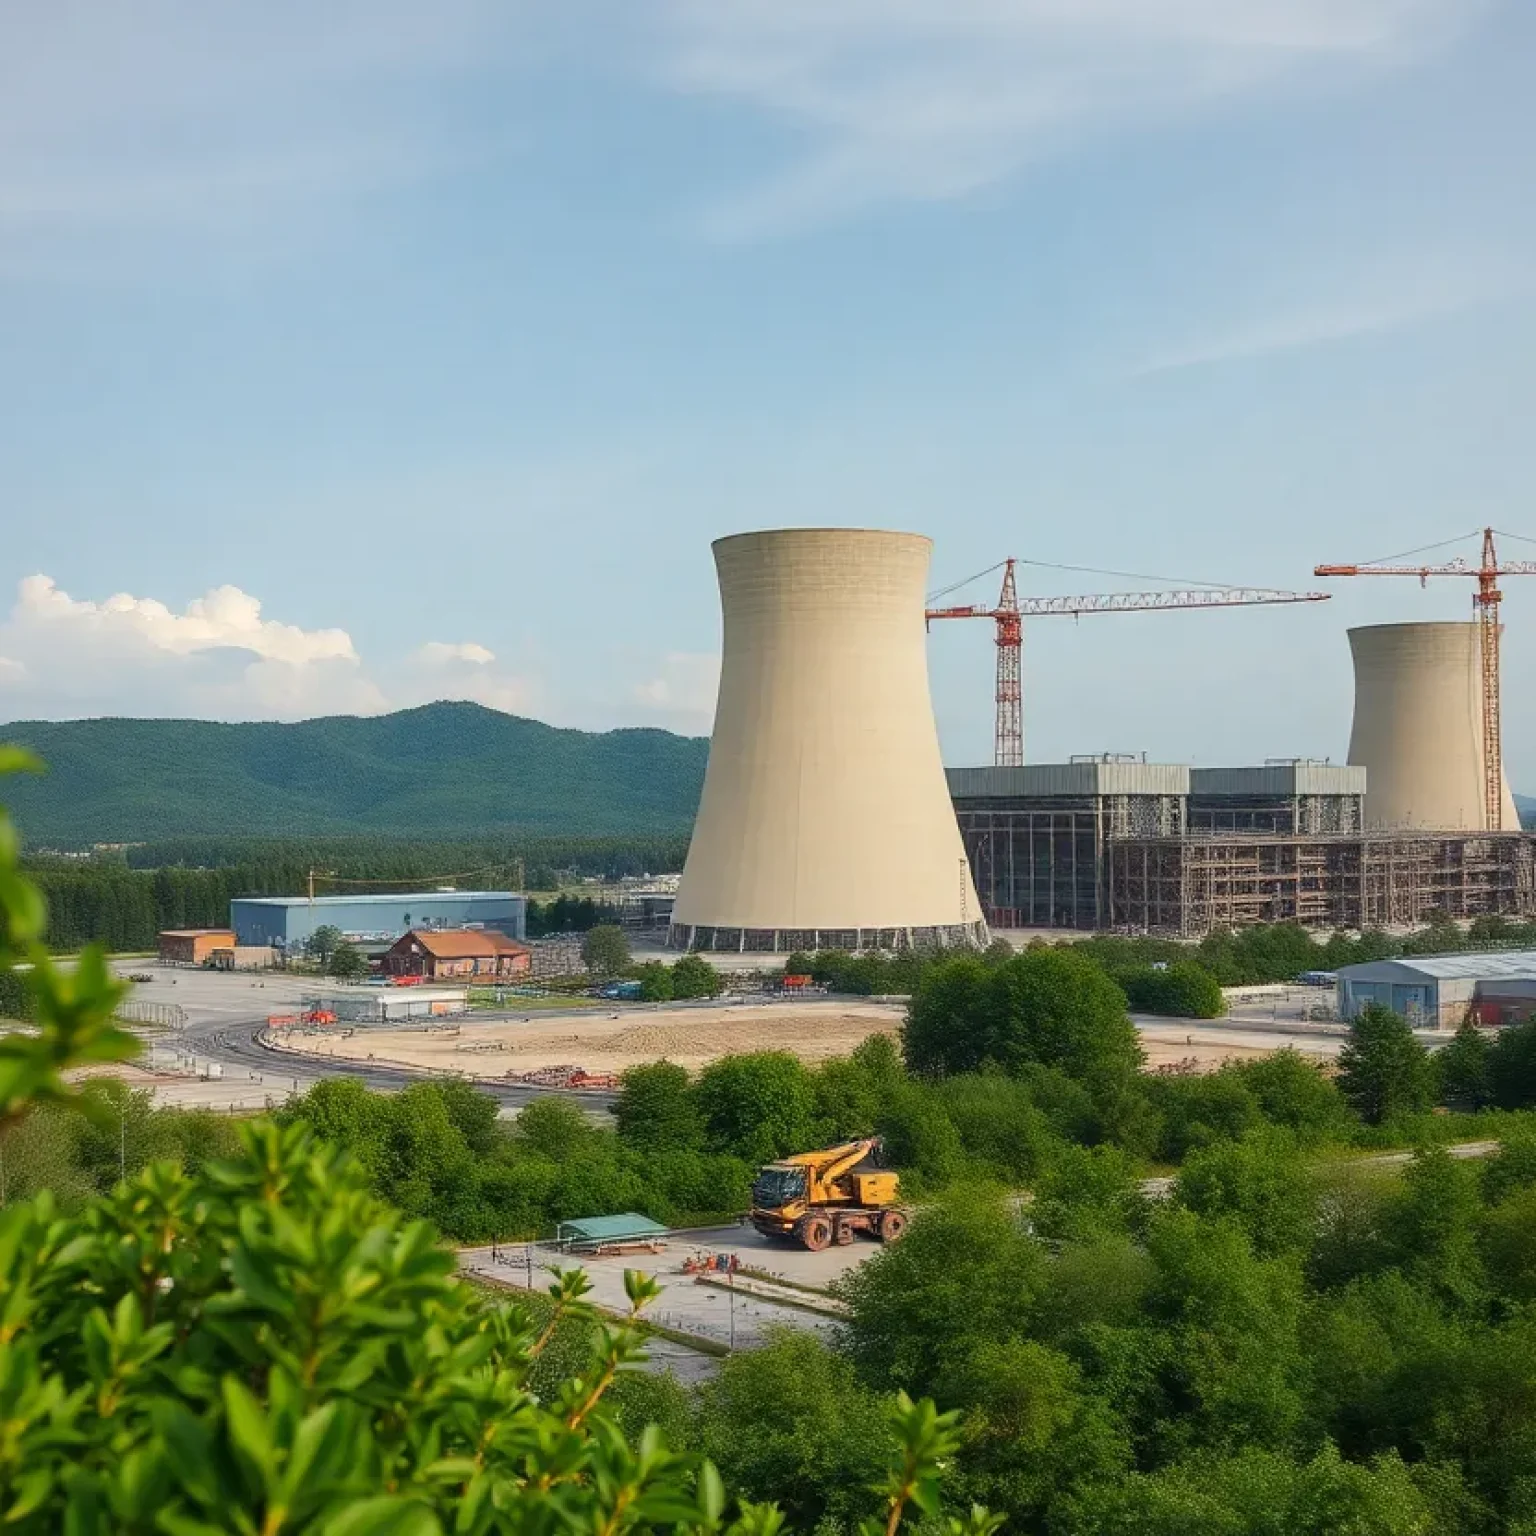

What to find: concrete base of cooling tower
left=666, top=921, right=990, bottom=955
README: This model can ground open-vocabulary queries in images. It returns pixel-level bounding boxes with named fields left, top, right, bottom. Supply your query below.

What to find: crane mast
left=926, top=558, right=1331, bottom=768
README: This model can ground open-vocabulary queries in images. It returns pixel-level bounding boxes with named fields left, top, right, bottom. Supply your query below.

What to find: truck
left=749, top=1137, right=907, bottom=1251
left=599, top=980, right=644, bottom=1001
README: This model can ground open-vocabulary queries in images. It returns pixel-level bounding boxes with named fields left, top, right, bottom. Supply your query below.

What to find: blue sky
left=3, top=0, right=1535, bottom=777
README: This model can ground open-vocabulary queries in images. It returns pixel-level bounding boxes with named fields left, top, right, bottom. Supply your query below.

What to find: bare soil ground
left=274, top=999, right=1322, bottom=1079
left=279, top=999, right=906, bottom=1076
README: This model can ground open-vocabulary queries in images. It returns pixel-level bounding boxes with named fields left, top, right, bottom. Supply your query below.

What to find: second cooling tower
left=1347, top=621, right=1517, bottom=831
left=670, top=528, right=987, bottom=952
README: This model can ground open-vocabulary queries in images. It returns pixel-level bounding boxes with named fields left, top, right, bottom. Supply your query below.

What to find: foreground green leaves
left=0, top=1121, right=755, bottom=1533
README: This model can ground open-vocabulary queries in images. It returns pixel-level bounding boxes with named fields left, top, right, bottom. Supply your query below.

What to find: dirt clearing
left=270, top=997, right=1335, bottom=1082
left=275, top=999, right=906, bottom=1077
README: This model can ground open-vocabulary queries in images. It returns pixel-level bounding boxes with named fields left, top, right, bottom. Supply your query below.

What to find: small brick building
left=158, top=929, right=236, bottom=966
left=382, top=928, right=532, bottom=982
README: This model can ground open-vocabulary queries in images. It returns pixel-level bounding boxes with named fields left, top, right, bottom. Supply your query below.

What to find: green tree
left=1118, top=963, right=1225, bottom=1019
left=836, top=1190, right=1047, bottom=1396
left=432, top=1075, right=502, bottom=1159
left=1384, top=1146, right=1487, bottom=1309
left=0, top=1103, right=92, bottom=1207
left=304, top=923, right=343, bottom=964
left=1436, top=1020, right=1494, bottom=1109
left=694, top=1331, right=893, bottom=1531
left=906, top=951, right=1141, bottom=1090
left=671, top=953, right=723, bottom=1000
left=1480, top=1183, right=1536, bottom=1302
left=1030, top=1143, right=1148, bottom=1244
left=1487, top=1017, right=1536, bottom=1108
left=580, top=923, right=631, bottom=977
left=633, top=960, right=674, bottom=1002
left=1336, top=1003, right=1434, bottom=1125
left=1172, top=1128, right=1317, bottom=1257
left=941, top=1336, right=1131, bottom=1525
left=70, top=1077, right=178, bottom=1191
left=327, top=938, right=368, bottom=980
left=695, top=1051, right=816, bottom=1165
left=928, top=1073, right=1054, bottom=1185
left=903, top=958, right=992, bottom=1075
left=280, top=1078, right=389, bottom=1175
left=1228, top=1048, right=1352, bottom=1144
left=1144, top=1207, right=1306, bottom=1452
left=1482, top=1130, right=1536, bottom=1205
left=614, top=1061, right=703, bottom=1152
left=515, top=1095, right=596, bottom=1162
left=1060, top=1445, right=1434, bottom=1536
left=1148, top=1070, right=1263, bottom=1162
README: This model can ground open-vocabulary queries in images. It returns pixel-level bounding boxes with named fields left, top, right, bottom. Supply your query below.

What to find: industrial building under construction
left=952, top=615, right=1536, bottom=938
left=951, top=759, right=1536, bottom=938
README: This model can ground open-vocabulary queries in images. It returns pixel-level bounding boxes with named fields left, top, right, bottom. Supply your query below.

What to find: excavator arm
left=795, top=1138, right=878, bottom=1194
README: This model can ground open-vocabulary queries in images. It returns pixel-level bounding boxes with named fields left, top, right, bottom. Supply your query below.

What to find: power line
left=1347, top=528, right=1484, bottom=567
left=925, top=560, right=1008, bottom=604
left=1016, top=556, right=1248, bottom=591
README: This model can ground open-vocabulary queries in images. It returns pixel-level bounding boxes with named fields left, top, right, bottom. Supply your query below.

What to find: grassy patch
left=468, top=994, right=604, bottom=1012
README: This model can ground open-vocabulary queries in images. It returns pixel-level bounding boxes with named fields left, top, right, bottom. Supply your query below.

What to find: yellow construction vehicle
left=749, top=1137, right=906, bottom=1251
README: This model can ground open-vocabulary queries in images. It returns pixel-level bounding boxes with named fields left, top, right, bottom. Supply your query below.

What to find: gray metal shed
left=1336, top=949, right=1536, bottom=1029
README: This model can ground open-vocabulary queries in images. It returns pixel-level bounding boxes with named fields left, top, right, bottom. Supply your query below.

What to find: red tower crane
left=1315, top=527, right=1536, bottom=832
left=925, top=558, right=1331, bottom=768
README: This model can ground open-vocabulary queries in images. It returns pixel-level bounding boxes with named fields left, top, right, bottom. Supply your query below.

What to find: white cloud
left=416, top=641, right=498, bottom=667
left=403, top=640, right=535, bottom=714
left=632, top=651, right=720, bottom=733
left=0, top=575, right=542, bottom=723
left=1129, top=255, right=1528, bottom=374
left=654, top=0, right=1488, bottom=234
left=18, top=575, right=357, bottom=666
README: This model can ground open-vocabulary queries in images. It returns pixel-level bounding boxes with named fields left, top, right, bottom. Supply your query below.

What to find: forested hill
left=0, top=702, right=710, bottom=845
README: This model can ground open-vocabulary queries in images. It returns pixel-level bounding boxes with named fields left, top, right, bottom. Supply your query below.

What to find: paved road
left=176, top=1015, right=620, bottom=1113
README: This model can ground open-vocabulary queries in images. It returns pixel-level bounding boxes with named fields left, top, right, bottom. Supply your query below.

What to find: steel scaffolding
left=1105, top=831, right=1536, bottom=938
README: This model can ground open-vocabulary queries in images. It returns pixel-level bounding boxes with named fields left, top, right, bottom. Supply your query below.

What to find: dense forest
left=1, top=700, right=708, bottom=843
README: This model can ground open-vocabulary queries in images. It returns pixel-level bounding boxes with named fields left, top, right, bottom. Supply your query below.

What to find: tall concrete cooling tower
left=669, top=528, right=988, bottom=953
left=1347, top=621, right=1517, bottom=831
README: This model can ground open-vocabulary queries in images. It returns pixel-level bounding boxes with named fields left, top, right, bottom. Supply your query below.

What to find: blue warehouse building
left=230, top=891, right=526, bottom=951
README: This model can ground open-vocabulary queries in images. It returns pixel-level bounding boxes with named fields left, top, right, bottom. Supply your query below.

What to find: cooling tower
left=1347, top=621, right=1517, bottom=831
left=670, top=528, right=987, bottom=953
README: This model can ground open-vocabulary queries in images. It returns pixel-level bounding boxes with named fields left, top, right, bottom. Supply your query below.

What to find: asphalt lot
left=458, top=1222, right=868, bottom=1371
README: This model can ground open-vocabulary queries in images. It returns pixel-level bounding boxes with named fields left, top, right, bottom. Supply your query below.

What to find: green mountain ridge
left=0, top=702, right=710, bottom=845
